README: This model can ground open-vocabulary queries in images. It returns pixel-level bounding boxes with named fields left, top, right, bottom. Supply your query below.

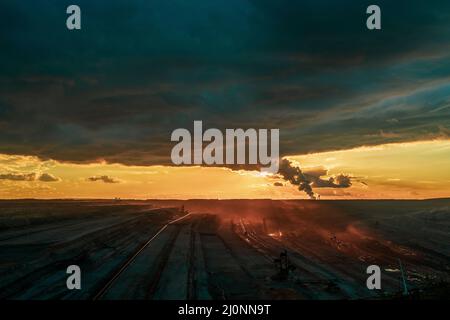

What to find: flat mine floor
left=0, top=199, right=449, bottom=299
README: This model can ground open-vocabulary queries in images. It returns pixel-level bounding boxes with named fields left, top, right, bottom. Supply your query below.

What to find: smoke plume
left=278, top=160, right=356, bottom=199
left=278, top=159, right=316, bottom=199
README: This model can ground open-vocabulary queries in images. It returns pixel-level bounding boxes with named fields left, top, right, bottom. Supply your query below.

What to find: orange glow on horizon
left=0, top=139, right=449, bottom=200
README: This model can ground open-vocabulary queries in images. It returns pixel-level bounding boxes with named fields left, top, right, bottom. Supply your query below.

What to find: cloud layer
left=87, top=175, right=120, bottom=184
left=0, top=172, right=59, bottom=182
left=0, top=0, right=449, bottom=167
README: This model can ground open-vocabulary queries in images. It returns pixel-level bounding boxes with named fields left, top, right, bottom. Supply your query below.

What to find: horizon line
left=1, top=197, right=449, bottom=201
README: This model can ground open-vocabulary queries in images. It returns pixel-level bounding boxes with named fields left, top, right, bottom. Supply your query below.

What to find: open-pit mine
left=0, top=199, right=449, bottom=299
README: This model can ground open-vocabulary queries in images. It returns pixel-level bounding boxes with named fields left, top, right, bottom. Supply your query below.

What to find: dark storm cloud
left=0, top=0, right=450, bottom=166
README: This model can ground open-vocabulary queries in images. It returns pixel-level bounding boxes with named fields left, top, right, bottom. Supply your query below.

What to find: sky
left=0, top=0, right=449, bottom=199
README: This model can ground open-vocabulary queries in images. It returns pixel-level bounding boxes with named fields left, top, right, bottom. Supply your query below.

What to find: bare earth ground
left=0, top=199, right=449, bottom=300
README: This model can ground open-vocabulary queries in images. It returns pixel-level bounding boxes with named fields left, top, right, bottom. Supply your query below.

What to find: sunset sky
left=0, top=1, right=449, bottom=199
left=1, top=139, right=449, bottom=199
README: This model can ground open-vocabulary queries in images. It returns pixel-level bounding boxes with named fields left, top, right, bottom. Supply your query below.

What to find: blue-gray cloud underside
left=0, top=0, right=449, bottom=165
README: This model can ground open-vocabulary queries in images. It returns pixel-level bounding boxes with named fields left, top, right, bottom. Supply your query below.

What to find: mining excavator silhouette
left=272, top=250, right=296, bottom=281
